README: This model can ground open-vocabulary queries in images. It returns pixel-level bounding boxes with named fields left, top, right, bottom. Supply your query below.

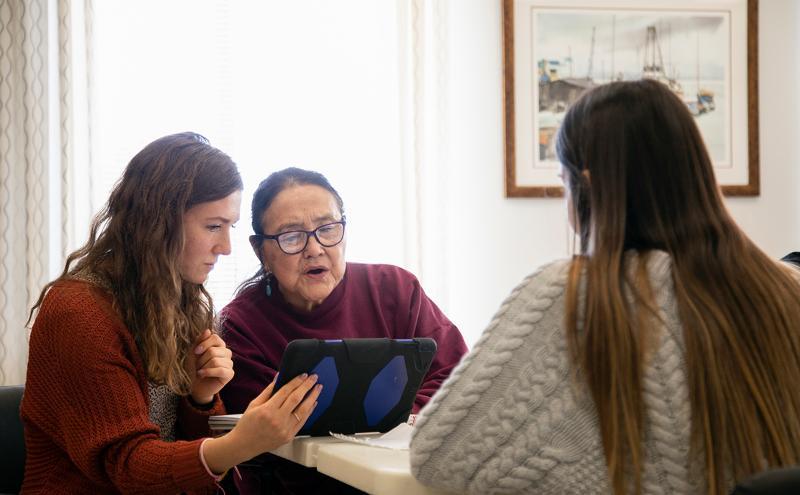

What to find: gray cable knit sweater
left=410, top=251, right=705, bottom=494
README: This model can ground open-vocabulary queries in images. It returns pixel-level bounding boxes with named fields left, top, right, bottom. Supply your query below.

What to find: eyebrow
left=274, top=215, right=340, bottom=233
left=205, top=216, right=238, bottom=224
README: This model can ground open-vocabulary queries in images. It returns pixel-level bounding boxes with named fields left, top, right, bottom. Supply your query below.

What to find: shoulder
left=493, top=257, right=573, bottom=322
left=345, top=262, right=421, bottom=292
left=781, top=251, right=800, bottom=267
left=411, top=257, right=572, bottom=421
left=515, top=257, right=572, bottom=295
left=220, top=282, right=265, bottom=321
left=467, top=258, right=572, bottom=366
left=31, top=279, right=138, bottom=371
left=453, top=258, right=572, bottom=356
left=409, top=258, right=588, bottom=490
left=38, top=279, right=120, bottom=331
left=780, top=253, right=800, bottom=283
left=218, top=281, right=278, bottom=345
left=346, top=262, right=418, bottom=281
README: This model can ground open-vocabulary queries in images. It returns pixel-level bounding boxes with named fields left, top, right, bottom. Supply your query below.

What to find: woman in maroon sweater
left=21, top=134, right=321, bottom=494
left=219, top=167, right=468, bottom=493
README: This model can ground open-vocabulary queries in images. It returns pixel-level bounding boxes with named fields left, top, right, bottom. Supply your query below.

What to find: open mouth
left=306, top=268, right=327, bottom=275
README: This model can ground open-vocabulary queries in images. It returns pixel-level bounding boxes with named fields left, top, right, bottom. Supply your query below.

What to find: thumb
left=195, top=328, right=212, bottom=345
left=246, top=379, right=275, bottom=412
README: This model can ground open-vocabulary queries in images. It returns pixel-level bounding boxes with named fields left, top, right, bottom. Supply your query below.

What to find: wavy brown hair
left=556, top=80, right=800, bottom=495
left=30, top=132, right=243, bottom=394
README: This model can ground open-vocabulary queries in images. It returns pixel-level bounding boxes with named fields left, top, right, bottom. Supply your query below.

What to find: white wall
left=726, top=0, right=800, bottom=256
left=443, top=0, right=800, bottom=347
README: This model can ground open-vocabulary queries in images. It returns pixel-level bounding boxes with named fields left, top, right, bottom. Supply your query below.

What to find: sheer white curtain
left=399, top=0, right=452, bottom=308
left=88, top=0, right=454, bottom=313
left=0, top=0, right=456, bottom=384
left=0, top=0, right=91, bottom=384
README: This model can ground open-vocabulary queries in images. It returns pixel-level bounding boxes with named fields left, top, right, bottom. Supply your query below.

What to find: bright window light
left=91, top=1, right=405, bottom=309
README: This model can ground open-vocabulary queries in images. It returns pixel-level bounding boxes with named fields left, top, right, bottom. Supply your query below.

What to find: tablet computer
left=273, top=337, right=437, bottom=436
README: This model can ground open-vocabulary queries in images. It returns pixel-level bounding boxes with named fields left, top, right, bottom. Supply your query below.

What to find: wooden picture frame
left=503, top=0, right=759, bottom=197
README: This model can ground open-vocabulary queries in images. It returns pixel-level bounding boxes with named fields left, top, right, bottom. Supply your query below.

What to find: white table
left=270, top=435, right=343, bottom=467
left=269, top=435, right=453, bottom=495
left=316, top=442, right=453, bottom=495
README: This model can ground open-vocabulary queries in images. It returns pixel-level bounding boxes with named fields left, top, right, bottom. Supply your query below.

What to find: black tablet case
left=273, top=338, right=437, bottom=436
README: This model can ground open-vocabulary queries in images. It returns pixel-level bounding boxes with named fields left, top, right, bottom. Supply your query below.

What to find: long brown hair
left=556, top=79, right=800, bottom=494
left=30, top=132, right=243, bottom=394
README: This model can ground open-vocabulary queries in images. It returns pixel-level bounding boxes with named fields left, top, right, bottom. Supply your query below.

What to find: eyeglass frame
left=250, top=218, right=347, bottom=255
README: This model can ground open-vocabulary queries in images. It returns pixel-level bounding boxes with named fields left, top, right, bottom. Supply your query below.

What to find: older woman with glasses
left=219, top=167, right=467, bottom=494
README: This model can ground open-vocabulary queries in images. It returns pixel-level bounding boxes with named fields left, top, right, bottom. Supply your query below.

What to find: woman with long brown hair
left=410, top=79, right=800, bottom=495
left=21, top=132, right=321, bottom=494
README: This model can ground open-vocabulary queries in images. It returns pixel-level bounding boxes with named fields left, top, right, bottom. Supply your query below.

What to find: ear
left=249, top=235, right=266, bottom=266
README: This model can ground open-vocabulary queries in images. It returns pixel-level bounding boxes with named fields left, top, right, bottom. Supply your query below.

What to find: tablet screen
left=274, top=338, right=437, bottom=436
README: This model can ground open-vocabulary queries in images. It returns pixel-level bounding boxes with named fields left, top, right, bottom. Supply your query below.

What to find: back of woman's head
left=556, top=80, right=800, bottom=495
left=556, top=79, right=725, bottom=254
left=32, top=131, right=243, bottom=394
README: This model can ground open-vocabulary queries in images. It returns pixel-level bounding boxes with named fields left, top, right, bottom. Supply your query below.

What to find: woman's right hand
left=202, top=374, right=322, bottom=474
left=235, top=373, right=321, bottom=455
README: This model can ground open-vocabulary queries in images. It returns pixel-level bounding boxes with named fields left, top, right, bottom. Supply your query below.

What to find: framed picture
left=503, top=0, right=759, bottom=197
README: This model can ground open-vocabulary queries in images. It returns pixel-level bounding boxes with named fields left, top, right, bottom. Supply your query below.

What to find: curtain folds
left=398, top=0, right=451, bottom=309
left=0, top=0, right=91, bottom=384
left=0, top=0, right=439, bottom=383
left=0, top=0, right=49, bottom=385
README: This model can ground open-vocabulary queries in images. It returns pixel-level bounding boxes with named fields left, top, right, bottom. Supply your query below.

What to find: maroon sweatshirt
left=219, top=262, right=467, bottom=414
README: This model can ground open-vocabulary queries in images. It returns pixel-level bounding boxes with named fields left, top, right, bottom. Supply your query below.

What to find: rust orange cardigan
left=21, top=280, right=224, bottom=494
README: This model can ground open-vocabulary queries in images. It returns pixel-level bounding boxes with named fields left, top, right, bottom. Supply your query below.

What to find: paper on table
left=209, top=413, right=242, bottom=431
left=329, top=422, right=413, bottom=450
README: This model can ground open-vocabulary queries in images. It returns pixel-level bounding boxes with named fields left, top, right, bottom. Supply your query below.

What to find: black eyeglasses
left=251, top=220, right=346, bottom=255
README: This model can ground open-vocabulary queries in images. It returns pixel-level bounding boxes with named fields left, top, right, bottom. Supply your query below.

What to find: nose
left=303, top=233, right=325, bottom=257
left=216, top=229, right=233, bottom=256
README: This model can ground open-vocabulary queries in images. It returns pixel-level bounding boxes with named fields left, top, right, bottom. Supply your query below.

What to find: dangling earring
left=265, top=271, right=273, bottom=297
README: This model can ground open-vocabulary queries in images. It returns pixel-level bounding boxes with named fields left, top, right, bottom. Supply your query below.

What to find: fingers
left=268, top=373, right=318, bottom=409
left=196, top=363, right=234, bottom=382
left=194, top=330, right=225, bottom=357
left=195, top=347, right=233, bottom=374
left=286, top=385, right=322, bottom=436
left=193, top=328, right=212, bottom=347
left=293, top=383, right=322, bottom=420
left=279, top=377, right=320, bottom=415
left=236, top=377, right=323, bottom=451
left=281, top=375, right=322, bottom=425
left=194, top=330, right=232, bottom=377
left=246, top=379, right=276, bottom=411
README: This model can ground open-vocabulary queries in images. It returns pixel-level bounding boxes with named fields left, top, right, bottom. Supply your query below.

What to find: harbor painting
left=504, top=0, right=758, bottom=197
left=536, top=10, right=728, bottom=164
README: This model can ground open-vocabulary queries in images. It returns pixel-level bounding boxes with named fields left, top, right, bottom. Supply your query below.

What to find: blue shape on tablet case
left=363, top=356, right=407, bottom=426
left=304, top=357, right=338, bottom=428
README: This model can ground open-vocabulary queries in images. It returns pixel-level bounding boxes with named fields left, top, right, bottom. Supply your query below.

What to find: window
left=91, top=1, right=406, bottom=308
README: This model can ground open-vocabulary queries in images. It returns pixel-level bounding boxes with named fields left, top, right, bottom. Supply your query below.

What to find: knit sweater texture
left=20, top=279, right=224, bottom=494
left=410, top=251, right=707, bottom=494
